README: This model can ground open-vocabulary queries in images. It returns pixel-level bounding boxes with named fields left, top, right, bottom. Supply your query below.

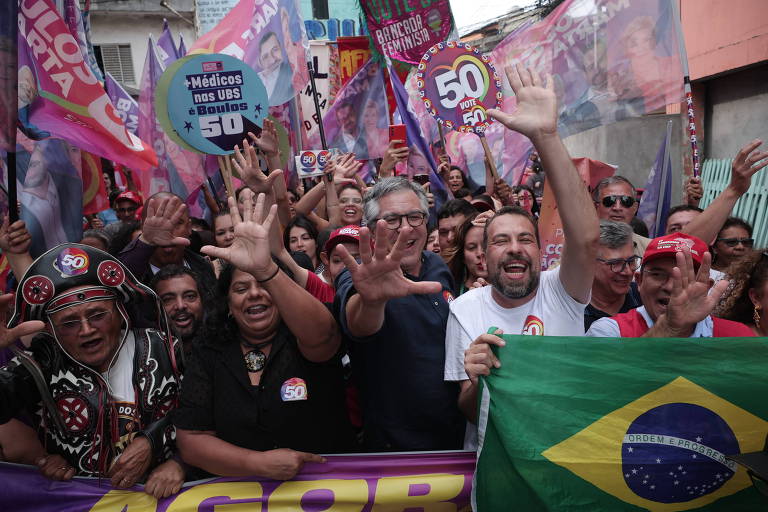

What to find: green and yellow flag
left=475, top=335, right=768, bottom=511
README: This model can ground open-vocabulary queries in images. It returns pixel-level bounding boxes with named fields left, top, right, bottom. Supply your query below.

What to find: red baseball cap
left=115, top=190, right=143, bottom=206
left=324, top=225, right=361, bottom=254
left=642, top=233, right=708, bottom=269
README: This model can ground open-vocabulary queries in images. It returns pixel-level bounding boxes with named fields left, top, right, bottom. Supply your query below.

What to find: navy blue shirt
left=334, top=250, right=464, bottom=451
left=584, top=281, right=643, bottom=330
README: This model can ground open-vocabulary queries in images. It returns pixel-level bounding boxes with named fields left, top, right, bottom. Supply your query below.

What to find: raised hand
left=662, top=248, right=730, bottom=336
left=487, top=64, right=557, bottom=142
left=201, top=193, right=277, bottom=279
left=494, top=178, right=512, bottom=206
left=0, top=294, right=44, bottom=350
left=335, top=221, right=442, bottom=306
left=333, top=153, right=362, bottom=179
left=108, top=435, right=152, bottom=488
left=0, top=216, right=32, bottom=254
left=248, top=118, right=279, bottom=157
left=728, top=139, right=768, bottom=195
left=684, top=176, right=703, bottom=206
left=380, top=141, right=410, bottom=176
left=232, top=139, right=283, bottom=195
left=464, top=328, right=505, bottom=385
left=139, top=196, right=191, bottom=248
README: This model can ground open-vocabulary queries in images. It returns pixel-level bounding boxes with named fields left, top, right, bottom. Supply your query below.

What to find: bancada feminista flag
left=475, top=334, right=768, bottom=511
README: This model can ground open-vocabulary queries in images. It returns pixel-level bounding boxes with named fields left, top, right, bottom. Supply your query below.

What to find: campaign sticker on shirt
left=443, top=289, right=454, bottom=303
left=522, top=315, right=544, bottom=336
left=280, top=377, right=308, bottom=402
left=54, top=247, right=90, bottom=278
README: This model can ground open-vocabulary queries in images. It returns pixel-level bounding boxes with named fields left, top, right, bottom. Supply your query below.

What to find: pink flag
left=17, top=0, right=157, bottom=171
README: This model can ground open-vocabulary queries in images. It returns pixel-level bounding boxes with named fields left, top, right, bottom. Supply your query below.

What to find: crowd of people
left=0, top=65, right=767, bottom=499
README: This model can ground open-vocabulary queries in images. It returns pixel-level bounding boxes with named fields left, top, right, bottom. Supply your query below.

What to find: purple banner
left=360, top=0, right=455, bottom=65
left=637, top=121, right=673, bottom=238
left=105, top=73, right=139, bottom=135
left=62, top=0, right=104, bottom=82
left=0, top=452, right=474, bottom=511
left=315, top=58, right=388, bottom=166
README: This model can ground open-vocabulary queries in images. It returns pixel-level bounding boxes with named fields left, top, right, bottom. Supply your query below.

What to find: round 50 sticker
left=54, top=248, right=90, bottom=277
left=416, top=41, right=502, bottom=134
left=163, top=54, right=269, bottom=155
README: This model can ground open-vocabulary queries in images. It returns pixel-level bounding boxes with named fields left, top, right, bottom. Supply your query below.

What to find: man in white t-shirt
left=443, top=64, right=600, bottom=447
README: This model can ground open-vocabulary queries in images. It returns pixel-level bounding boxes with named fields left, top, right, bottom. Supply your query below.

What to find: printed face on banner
left=242, top=0, right=309, bottom=107
left=164, top=54, right=268, bottom=155
left=416, top=42, right=503, bottom=135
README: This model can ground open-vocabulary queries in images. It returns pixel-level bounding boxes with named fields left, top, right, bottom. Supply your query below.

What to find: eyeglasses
left=375, top=211, right=427, bottom=230
left=642, top=268, right=672, bottom=285
left=601, top=195, right=635, bottom=208
left=339, top=197, right=362, bottom=205
left=52, top=310, right=113, bottom=336
left=596, top=255, right=641, bottom=273
left=716, top=237, right=754, bottom=248
left=116, top=206, right=137, bottom=214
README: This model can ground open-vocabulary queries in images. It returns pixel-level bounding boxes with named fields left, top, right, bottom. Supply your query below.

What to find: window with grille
left=94, top=44, right=135, bottom=84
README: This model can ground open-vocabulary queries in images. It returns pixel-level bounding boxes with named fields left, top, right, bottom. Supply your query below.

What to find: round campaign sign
left=163, top=54, right=269, bottom=155
left=416, top=41, right=503, bottom=134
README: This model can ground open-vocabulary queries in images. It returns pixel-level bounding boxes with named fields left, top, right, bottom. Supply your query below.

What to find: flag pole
left=670, top=0, right=700, bottom=177
left=5, top=0, right=18, bottom=223
left=307, top=60, right=327, bottom=151
left=655, top=120, right=673, bottom=237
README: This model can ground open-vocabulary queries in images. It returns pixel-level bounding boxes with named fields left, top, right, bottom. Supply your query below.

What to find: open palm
left=201, top=193, right=276, bottom=278
left=231, top=139, right=282, bottom=195
left=335, top=222, right=442, bottom=304
left=487, top=64, right=557, bottom=141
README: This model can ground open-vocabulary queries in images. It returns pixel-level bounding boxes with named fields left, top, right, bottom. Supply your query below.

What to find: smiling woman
left=173, top=194, right=354, bottom=481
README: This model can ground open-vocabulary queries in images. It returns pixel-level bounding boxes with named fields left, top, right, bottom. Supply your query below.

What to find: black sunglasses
left=601, top=195, right=636, bottom=208
left=716, top=237, right=754, bottom=248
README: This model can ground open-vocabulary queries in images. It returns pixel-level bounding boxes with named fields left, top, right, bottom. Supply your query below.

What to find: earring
left=754, top=305, right=762, bottom=329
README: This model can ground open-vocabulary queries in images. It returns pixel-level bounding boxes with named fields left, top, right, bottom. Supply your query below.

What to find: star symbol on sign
left=632, top=469, right=638, bottom=474
left=716, top=473, right=721, bottom=479
left=656, top=458, right=662, bottom=463
left=674, top=480, right=679, bottom=485
left=625, top=473, right=630, bottom=478
left=650, top=485, right=655, bottom=490
left=692, top=454, right=697, bottom=459
left=255, top=104, right=262, bottom=114
left=184, top=121, right=193, bottom=132
left=696, top=436, right=702, bottom=442
left=627, top=447, right=633, bottom=453
left=678, top=465, right=683, bottom=471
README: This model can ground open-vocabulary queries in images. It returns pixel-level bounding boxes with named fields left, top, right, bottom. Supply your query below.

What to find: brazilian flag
left=474, top=334, right=768, bottom=511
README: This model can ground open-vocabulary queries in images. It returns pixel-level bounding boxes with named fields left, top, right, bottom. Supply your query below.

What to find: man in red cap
left=587, top=233, right=754, bottom=337
left=114, top=191, right=143, bottom=223
left=275, top=225, right=361, bottom=304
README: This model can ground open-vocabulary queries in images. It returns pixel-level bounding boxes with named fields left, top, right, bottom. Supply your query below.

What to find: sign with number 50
left=416, top=42, right=502, bottom=134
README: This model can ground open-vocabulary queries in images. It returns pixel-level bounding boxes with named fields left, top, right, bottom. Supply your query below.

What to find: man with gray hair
left=334, top=176, right=465, bottom=451
left=584, top=220, right=642, bottom=330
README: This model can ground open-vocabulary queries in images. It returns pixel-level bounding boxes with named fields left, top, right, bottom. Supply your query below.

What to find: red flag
left=81, top=152, right=108, bottom=215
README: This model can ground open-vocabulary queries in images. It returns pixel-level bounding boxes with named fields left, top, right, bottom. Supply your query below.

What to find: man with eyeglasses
left=592, top=175, right=651, bottom=258
left=333, top=176, right=466, bottom=451
left=0, top=244, right=184, bottom=498
left=114, top=190, right=143, bottom=223
left=587, top=233, right=754, bottom=338
left=584, top=220, right=642, bottom=330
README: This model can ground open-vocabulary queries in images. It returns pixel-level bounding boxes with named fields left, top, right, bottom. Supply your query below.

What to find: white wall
left=90, top=14, right=197, bottom=88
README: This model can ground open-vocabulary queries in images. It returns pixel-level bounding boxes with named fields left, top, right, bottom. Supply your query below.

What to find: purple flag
left=156, top=19, right=180, bottom=69
left=14, top=135, right=84, bottom=256
left=388, top=65, right=450, bottom=209
left=637, top=120, right=673, bottom=238
left=105, top=72, right=139, bottom=135
left=137, top=37, right=204, bottom=198
left=62, top=0, right=103, bottom=82
left=177, top=32, right=187, bottom=57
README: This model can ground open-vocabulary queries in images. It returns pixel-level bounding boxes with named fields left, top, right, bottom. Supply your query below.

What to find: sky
left=449, top=0, right=533, bottom=35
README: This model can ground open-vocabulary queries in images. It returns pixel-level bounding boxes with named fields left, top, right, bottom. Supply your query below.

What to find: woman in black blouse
left=173, top=192, right=353, bottom=480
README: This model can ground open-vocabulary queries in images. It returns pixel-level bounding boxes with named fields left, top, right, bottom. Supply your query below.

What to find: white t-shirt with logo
left=444, top=267, right=587, bottom=381
left=444, top=267, right=587, bottom=448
